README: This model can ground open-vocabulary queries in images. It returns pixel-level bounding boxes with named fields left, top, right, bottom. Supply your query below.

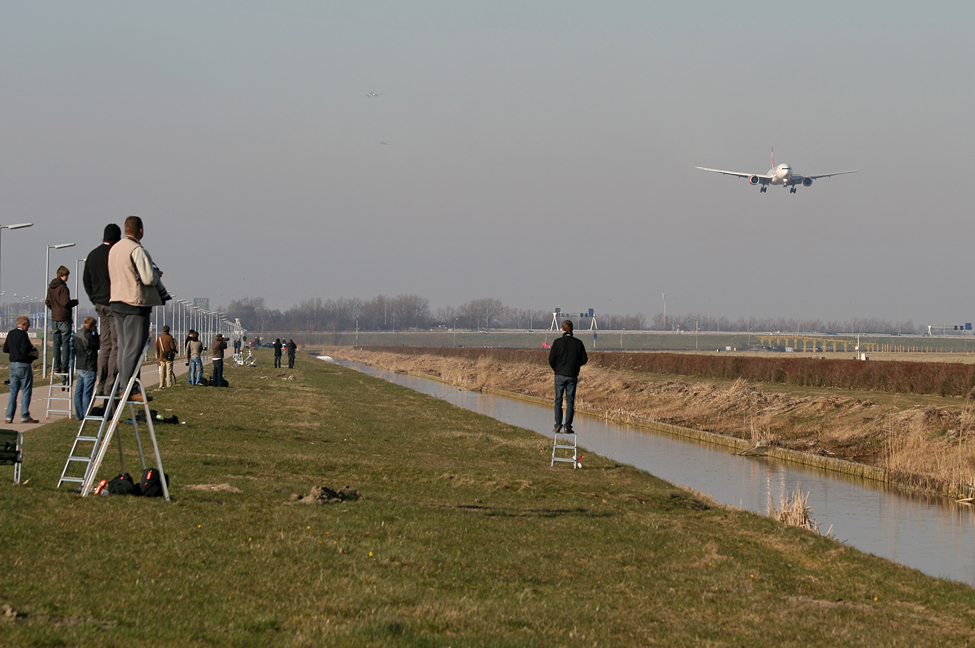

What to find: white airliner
left=696, top=150, right=857, bottom=193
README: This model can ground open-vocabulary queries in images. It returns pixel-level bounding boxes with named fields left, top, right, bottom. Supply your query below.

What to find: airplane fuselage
left=769, top=164, right=792, bottom=185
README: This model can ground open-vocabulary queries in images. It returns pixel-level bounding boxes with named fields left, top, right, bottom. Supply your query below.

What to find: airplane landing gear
left=760, top=186, right=767, bottom=193
left=789, top=187, right=797, bottom=194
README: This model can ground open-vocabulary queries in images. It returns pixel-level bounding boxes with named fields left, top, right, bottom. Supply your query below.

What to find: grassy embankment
left=2, top=350, right=975, bottom=646
left=332, top=347, right=975, bottom=497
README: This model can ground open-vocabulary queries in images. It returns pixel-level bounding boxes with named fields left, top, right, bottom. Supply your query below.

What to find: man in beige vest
left=108, top=216, right=169, bottom=402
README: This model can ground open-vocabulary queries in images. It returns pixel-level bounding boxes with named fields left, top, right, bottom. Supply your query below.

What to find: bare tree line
left=222, top=295, right=920, bottom=335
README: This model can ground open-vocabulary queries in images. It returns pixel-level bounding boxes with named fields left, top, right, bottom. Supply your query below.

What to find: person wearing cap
left=83, top=223, right=122, bottom=395
left=109, top=216, right=169, bottom=402
left=548, top=319, right=588, bottom=434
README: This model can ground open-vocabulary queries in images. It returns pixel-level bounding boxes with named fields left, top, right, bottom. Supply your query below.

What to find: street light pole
left=0, top=223, right=33, bottom=319
left=43, top=242, right=76, bottom=378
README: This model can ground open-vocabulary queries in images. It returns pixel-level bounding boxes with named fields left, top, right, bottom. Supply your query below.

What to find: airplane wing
left=695, top=166, right=769, bottom=179
left=804, top=170, right=858, bottom=180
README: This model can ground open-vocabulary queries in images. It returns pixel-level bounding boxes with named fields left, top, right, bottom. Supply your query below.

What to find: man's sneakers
left=4, top=419, right=11, bottom=424
left=553, top=425, right=562, bottom=434
left=564, top=426, right=574, bottom=434
left=21, top=418, right=39, bottom=424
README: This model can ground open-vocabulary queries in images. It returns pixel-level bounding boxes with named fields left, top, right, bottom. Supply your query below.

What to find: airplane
left=695, top=149, right=856, bottom=193
left=366, top=92, right=382, bottom=98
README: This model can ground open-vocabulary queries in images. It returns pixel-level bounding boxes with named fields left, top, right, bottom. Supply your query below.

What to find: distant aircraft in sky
left=695, top=149, right=857, bottom=193
left=380, top=141, right=390, bottom=145
left=366, top=92, right=382, bottom=98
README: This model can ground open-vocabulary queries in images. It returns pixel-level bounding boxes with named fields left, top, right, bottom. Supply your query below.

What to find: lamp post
left=74, top=258, right=86, bottom=322
left=43, top=242, right=76, bottom=378
left=0, top=223, right=33, bottom=317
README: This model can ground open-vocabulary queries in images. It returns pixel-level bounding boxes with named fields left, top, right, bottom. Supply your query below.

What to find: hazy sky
left=2, top=1, right=972, bottom=325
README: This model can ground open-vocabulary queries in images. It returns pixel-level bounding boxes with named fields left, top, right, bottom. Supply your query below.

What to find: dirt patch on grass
left=290, top=486, right=361, bottom=503
left=185, top=483, right=243, bottom=493
left=331, top=348, right=975, bottom=497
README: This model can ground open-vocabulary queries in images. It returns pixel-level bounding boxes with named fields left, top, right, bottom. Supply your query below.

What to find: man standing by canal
left=549, top=319, right=588, bottom=434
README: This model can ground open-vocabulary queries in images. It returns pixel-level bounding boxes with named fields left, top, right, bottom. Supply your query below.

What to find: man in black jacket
left=548, top=319, right=588, bottom=434
left=83, top=223, right=121, bottom=395
left=3, top=316, right=39, bottom=423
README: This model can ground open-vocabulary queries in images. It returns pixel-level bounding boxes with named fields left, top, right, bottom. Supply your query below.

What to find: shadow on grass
left=452, top=504, right=615, bottom=519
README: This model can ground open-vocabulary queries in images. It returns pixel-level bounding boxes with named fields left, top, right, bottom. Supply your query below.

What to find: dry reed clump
left=883, top=405, right=975, bottom=488
left=768, top=485, right=821, bottom=534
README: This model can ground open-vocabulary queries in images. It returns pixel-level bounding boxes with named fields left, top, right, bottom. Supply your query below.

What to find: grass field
left=2, top=350, right=975, bottom=647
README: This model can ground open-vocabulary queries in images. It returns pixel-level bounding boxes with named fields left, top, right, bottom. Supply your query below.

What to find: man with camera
left=108, top=216, right=170, bottom=402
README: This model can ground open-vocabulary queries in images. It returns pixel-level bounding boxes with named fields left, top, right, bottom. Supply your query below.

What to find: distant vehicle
left=696, top=149, right=857, bottom=194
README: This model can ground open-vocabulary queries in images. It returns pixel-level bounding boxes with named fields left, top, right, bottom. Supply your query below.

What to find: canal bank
left=328, top=350, right=975, bottom=586
left=328, top=346, right=975, bottom=500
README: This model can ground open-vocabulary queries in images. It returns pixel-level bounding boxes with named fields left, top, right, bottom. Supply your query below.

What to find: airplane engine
left=802, top=177, right=813, bottom=187
left=748, top=175, right=761, bottom=185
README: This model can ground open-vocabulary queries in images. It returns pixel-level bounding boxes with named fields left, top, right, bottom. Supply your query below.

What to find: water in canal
left=336, top=360, right=975, bottom=586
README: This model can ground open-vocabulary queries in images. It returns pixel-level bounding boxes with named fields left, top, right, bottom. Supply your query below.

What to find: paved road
left=2, top=349, right=218, bottom=434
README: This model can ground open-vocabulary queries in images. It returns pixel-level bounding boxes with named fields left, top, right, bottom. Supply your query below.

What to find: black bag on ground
left=135, top=409, right=160, bottom=423
left=107, top=473, right=137, bottom=495
left=138, top=468, right=170, bottom=497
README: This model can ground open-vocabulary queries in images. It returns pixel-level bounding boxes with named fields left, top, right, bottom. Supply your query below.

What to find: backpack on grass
left=138, top=468, right=170, bottom=498
left=107, top=473, right=137, bottom=495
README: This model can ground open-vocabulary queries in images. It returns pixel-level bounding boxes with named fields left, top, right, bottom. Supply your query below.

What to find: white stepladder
left=57, top=347, right=170, bottom=501
left=45, top=354, right=73, bottom=420
left=551, top=430, right=580, bottom=468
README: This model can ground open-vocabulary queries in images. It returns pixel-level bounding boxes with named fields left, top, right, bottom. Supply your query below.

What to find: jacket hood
left=49, top=277, right=66, bottom=289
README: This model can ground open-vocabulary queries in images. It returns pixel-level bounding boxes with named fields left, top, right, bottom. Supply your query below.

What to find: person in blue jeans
left=186, top=330, right=204, bottom=385
left=548, top=319, right=588, bottom=434
left=74, top=316, right=99, bottom=419
left=3, top=315, right=39, bottom=424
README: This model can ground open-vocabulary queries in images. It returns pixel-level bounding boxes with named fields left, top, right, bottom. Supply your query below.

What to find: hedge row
left=357, top=346, right=975, bottom=397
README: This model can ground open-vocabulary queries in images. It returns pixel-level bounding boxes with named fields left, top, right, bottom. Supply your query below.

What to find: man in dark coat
left=4, top=315, right=39, bottom=423
left=548, top=319, right=588, bottom=434
left=286, top=339, right=297, bottom=369
left=83, top=223, right=121, bottom=395
left=273, top=338, right=283, bottom=368
left=45, top=265, right=79, bottom=374
left=74, top=316, right=100, bottom=418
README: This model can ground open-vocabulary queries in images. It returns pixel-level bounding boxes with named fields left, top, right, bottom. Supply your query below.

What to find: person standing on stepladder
left=549, top=319, right=587, bottom=434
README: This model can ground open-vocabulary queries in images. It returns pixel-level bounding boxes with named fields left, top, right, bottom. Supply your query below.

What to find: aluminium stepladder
left=57, top=350, right=170, bottom=500
left=45, top=354, right=74, bottom=420
left=551, top=430, right=580, bottom=468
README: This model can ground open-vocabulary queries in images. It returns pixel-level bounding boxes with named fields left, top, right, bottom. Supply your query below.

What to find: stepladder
left=551, top=430, right=580, bottom=468
left=57, top=361, right=170, bottom=500
left=45, top=355, right=73, bottom=420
